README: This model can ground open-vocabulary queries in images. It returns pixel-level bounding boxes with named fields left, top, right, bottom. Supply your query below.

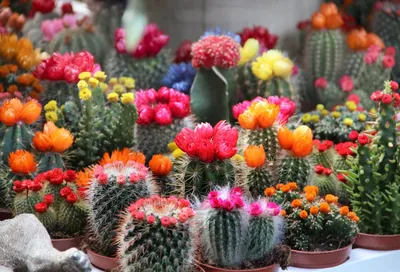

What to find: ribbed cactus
left=86, top=149, right=157, bottom=256
left=134, top=88, right=195, bottom=160
left=117, top=195, right=195, bottom=272
left=148, top=155, right=174, bottom=195
left=12, top=168, right=87, bottom=237
left=105, top=25, right=170, bottom=89
left=310, top=140, right=335, bottom=168
left=194, top=187, right=284, bottom=269
left=314, top=77, right=346, bottom=110
left=0, top=166, right=12, bottom=209
left=312, top=165, right=338, bottom=197
left=345, top=81, right=400, bottom=235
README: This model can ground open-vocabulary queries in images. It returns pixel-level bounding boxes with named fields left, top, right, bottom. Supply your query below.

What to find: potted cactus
left=117, top=195, right=197, bottom=271
left=268, top=182, right=359, bottom=268
left=12, top=168, right=87, bottom=251
left=345, top=81, right=400, bottom=250
left=148, top=154, right=174, bottom=195
left=193, top=186, right=289, bottom=272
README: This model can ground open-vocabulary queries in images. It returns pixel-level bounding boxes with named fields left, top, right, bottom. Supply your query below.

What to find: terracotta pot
left=290, top=243, right=353, bottom=268
left=0, top=210, right=12, bottom=221
left=354, top=233, right=400, bottom=250
left=52, top=237, right=82, bottom=251
left=87, top=249, right=119, bottom=271
left=195, top=260, right=279, bottom=272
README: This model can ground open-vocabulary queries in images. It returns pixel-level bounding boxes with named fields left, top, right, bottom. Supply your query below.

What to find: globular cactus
left=277, top=126, right=313, bottom=189
left=161, top=62, right=196, bottom=94
left=117, top=195, right=195, bottom=272
left=345, top=81, right=400, bottom=235
left=134, top=87, right=195, bottom=160
left=149, top=155, right=174, bottom=195
left=310, top=139, right=335, bottom=168
left=312, top=165, right=339, bottom=197
left=304, top=3, right=344, bottom=107
left=173, top=121, right=242, bottom=199
left=190, top=34, right=240, bottom=124
left=333, top=140, right=357, bottom=172
left=105, top=25, right=170, bottom=89
left=193, top=187, right=284, bottom=269
left=0, top=98, right=41, bottom=165
left=313, top=77, right=347, bottom=110
left=86, top=149, right=158, bottom=256
left=12, top=168, right=87, bottom=237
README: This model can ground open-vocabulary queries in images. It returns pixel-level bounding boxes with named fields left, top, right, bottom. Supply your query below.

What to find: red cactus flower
left=174, top=40, right=192, bottom=63
left=323, top=168, right=332, bottom=176
left=314, top=164, right=325, bottom=174
left=390, top=81, right=399, bottom=91
left=61, top=3, right=74, bottom=15
left=347, top=94, right=360, bottom=104
left=34, top=202, right=47, bottom=213
left=370, top=90, right=383, bottom=101
left=32, top=0, right=56, bottom=14
left=43, top=194, right=54, bottom=206
left=63, top=170, right=77, bottom=182
left=66, top=192, right=78, bottom=204
left=314, top=77, right=328, bottom=89
left=239, top=25, right=278, bottom=51
left=339, top=75, right=353, bottom=92
left=13, top=180, right=25, bottom=192
left=337, top=173, right=347, bottom=183
left=382, top=55, right=395, bottom=69
left=60, top=187, right=73, bottom=198
left=358, top=134, right=370, bottom=145
left=382, top=94, right=393, bottom=104
left=385, top=46, right=396, bottom=57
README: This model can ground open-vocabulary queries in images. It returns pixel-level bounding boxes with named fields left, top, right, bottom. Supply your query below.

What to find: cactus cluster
left=12, top=168, right=87, bottom=238
left=117, top=195, right=195, bottom=272
left=193, top=187, right=285, bottom=269
left=0, top=7, right=26, bottom=34
left=345, top=81, right=400, bottom=235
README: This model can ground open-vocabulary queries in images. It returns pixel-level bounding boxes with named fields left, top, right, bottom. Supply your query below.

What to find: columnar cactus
left=277, top=126, right=313, bottom=188
left=193, top=187, right=284, bottom=269
left=105, top=25, right=170, bottom=89
left=117, top=195, right=195, bottom=272
left=173, top=121, right=242, bottom=198
left=86, top=149, right=158, bottom=256
left=12, top=168, right=87, bottom=237
left=0, top=98, right=42, bottom=165
left=134, top=87, right=195, bottom=160
left=345, top=81, right=400, bottom=235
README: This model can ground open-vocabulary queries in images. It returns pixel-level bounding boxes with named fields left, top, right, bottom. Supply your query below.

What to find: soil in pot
left=194, top=260, right=279, bottom=272
left=354, top=233, right=400, bottom=250
left=52, top=237, right=82, bottom=252
left=290, top=243, right=353, bottom=269
left=87, top=249, right=119, bottom=271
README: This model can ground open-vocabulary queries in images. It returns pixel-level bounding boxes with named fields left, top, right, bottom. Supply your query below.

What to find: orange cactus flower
left=76, top=168, right=93, bottom=188
left=7, top=64, right=17, bottom=73
left=281, top=184, right=291, bottom=193
left=149, top=154, right=173, bottom=176
left=32, top=132, right=52, bottom=152
left=320, top=3, right=338, bottom=17
left=43, top=121, right=57, bottom=136
left=50, top=128, right=74, bottom=153
left=311, top=12, right=326, bottom=30
left=264, top=187, right=276, bottom=197
left=348, top=212, right=359, bottom=222
left=299, top=210, right=308, bottom=219
left=276, top=183, right=284, bottom=190
left=17, top=73, right=35, bottom=86
left=280, top=210, right=287, bottom=216
left=7, top=85, right=18, bottom=94
left=277, top=126, right=294, bottom=150
left=100, top=148, right=146, bottom=166
left=287, top=182, right=297, bottom=191
left=253, top=102, right=279, bottom=129
left=325, top=194, right=338, bottom=204
left=347, top=29, right=368, bottom=50
left=319, top=202, right=331, bottom=214
left=238, top=110, right=257, bottom=129
left=32, top=80, right=44, bottom=92
left=20, top=100, right=42, bottom=125
left=366, top=33, right=385, bottom=49
left=292, top=199, right=303, bottom=208
left=340, top=206, right=350, bottom=216
left=0, top=98, right=22, bottom=126
left=304, top=185, right=319, bottom=195
left=0, top=65, right=9, bottom=77
left=326, top=14, right=344, bottom=29
left=292, top=125, right=313, bottom=157
left=8, top=150, right=37, bottom=175
left=244, top=145, right=266, bottom=168
left=310, top=206, right=319, bottom=215
left=305, top=192, right=316, bottom=202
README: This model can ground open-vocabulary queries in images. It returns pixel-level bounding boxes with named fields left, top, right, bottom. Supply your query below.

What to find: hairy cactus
left=12, top=168, right=87, bottom=238
left=105, top=25, right=170, bottom=89
left=345, top=81, right=400, bottom=235
left=310, top=140, right=335, bottom=168
left=0, top=98, right=41, bottom=165
left=134, top=88, right=195, bottom=160
left=86, top=149, right=158, bottom=256
left=193, top=187, right=284, bottom=269
left=117, top=195, right=195, bottom=272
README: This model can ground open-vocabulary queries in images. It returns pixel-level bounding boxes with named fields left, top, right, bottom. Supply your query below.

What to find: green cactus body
left=36, top=208, right=57, bottom=231
left=135, top=117, right=195, bottom=161
left=278, top=156, right=310, bottom=189
left=105, top=49, right=170, bottom=89
left=304, top=30, right=344, bottom=105
left=0, top=167, right=12, bottom=209
left=257, top=77, right=297, bottom=102
left=317, top=82, right=345, bottom=110
left=58, top=201, right=87, bottom=235
left=236, top=63, right=259, bottom=101
left=337, top=182, right=349, bottom=205
left=13, top=192, right=42, bottom=215
left=109, top=103, right=137, bottom=151
left=48, top=27, right=106, bottom=64
left=0, top=123, right=34, bottom=165
left=247, top=168, right=273, bottom=197
left=37, top=153, right=65, bottom=173
left=292, top=67, right=309, bottom=111
left=41, top=81, right=79, bottom=107
left=22, top=12, right=59, bottom=49
left=311, top=148, right=335, bottom=168
left=312, top=174, right=338, bottom=197
left=61, top=101, right=81, bottom=133
left=248, top=127, right=278, bottom=161
left=333, top=155, right=348, bottom=172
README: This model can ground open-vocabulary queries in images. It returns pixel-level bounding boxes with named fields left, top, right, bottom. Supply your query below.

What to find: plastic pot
left=195, top=260, right=279, bottom=272
left=52, top=237, right=82, bottom=251
left=87, top=249, right=119, bottom=271
left=354, top=233, right=400, bottom=250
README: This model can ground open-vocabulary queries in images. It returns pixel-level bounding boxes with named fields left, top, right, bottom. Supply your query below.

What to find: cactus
left=22, top=12, right=59, bottom=49
left=345, top=81, right=400, bottom=235
left=12, top=168, right=87, bottom=238
left=314, top=77, right=346, bottom=110
left=312, top=165, right=338, bottom=197
left=310, top=140, right=335, bottom=168
left=105, top=25, right=170, bottom=89
left=149, top=155, right=174, bottom=195
left=193, top=187, right=284, bottom=269
left=117, top=195, right=195, bottom=272
left=86, top=149, right=158, bottom=256
left=0, top=165, right=11, bottom=209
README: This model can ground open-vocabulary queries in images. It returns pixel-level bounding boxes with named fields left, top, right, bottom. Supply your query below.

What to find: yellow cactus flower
left=322, top=109, right=329, bottom=116
left=346, top=101, right=357, bottom=112
left=251, top=59, right=273, bottom=81
left=88, top=77, right=99, bottom=88
left=45, top=111, right=58, bottom=122
left=109, top=77, right=118, bottom=85
left=232, top=154, right=244, bottom=162
left=358, top=113, right=366, bottom=122
left=316, top=104, right=324, bottom=111
left=79, top=88, right=92, bottom=101
left=44, top=100, right=57, bottom=112
left=77, top=80, right=88, bottom=90
left=343, top=118, right=353, bottom=126
left=124, top=78, right=135, bottom=89
left=172, top=148, right=185, bottom=159
left=365, top=124, right=371, bottom=130
left=261, top=50, right=284, bottom=66
left=107, top=92, right=119, bottom=103
left=332, top=111, right=341, bottom=118
left=99, top=82, right=108, bottom=92
left=121, top=93, right=134, bottom=104
left=311, top=114, right=320, bottom=122
left=60, top=105, right=65, bottom=111
left=78, top=72, right=91, bottom=81
left=113, top=84, right=125, bottom=94
left=168, top=142, right=178, bottom=152
left=94, top=71, right=107, bottom=82
left=369, top=108, right=376, bottom=115
left=238, top=38, right=259, bottom=66
left=272, top=58, right=293, bottom=78
left=119, top=77, right=128, bottom=84
left=301, top=113, right=311, bottom=123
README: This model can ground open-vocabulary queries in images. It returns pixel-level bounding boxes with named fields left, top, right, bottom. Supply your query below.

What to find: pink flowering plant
left=41, top=14, right=78, bottom=41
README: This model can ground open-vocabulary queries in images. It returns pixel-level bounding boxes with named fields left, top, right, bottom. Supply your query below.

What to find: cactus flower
left=244, top=145, right=266, bottom=168
left=8, top=150, right=37, bottom=175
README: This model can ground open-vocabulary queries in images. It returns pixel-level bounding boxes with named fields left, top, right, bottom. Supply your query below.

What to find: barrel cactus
left=149, top=155, right=174, bottom=195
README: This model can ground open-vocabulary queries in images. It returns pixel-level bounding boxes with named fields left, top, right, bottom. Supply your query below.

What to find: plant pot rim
left=51, top=236, right=82, bottom=241
left=358, top=232, right=400, bottom=238
left=194, top=259, right=279, bottom=272
left=87, top=249, right=118, bottom=261
left=290, top=241, right=354, bottom=255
